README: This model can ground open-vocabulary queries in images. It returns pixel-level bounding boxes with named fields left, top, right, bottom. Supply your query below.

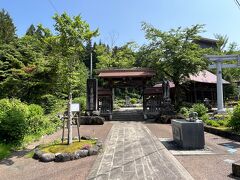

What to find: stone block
left=233, top=160, right=240, bottom=177
left=172, top=119, right=205, bottom=149
left=39, top=153, right=55, bottom=162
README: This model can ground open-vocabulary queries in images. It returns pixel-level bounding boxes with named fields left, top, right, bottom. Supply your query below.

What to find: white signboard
left=71, top=103, right=80, bottom=112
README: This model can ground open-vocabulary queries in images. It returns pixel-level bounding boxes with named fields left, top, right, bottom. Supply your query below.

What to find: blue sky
left=1, top=0, right=240, bottom=47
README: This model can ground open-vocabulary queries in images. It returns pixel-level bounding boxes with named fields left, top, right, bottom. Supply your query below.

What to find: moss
left=40, top=140, right=96, bottom=154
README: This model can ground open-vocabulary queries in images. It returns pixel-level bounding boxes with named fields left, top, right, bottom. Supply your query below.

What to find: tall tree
left=141, top=23, right=209, bottom=106
left=96, top=42, right=136, bottom=69
left=53, top=12, right=98, bottom=144
left=0, top=9, right=16, bottom=44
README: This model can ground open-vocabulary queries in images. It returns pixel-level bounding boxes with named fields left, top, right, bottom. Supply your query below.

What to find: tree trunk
left=67, top=92, right=73, bottom=145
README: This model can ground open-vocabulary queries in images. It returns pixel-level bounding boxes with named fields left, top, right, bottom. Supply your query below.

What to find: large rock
left=33, top=149, right=43, bottom=160
left=75, top=150, right=89, bottom=158
left=233, top=160, right=240, bottom=177
left=88, top=147, right=98, bottom=156
left=55, top=153, right=71, bottom=162
left=80, top=116, right=104, bottom=125
left=39, top=153, right=55, bottom=162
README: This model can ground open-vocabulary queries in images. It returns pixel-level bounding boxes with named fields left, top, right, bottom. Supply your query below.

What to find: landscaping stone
left=39, top=153, right=55, bottom=162
left=80, top=116, right=104, bottom=125
left=92, top=111, right=100, bottom=116
left=88, top=147, right=98, bottom=156
left=33, top=149, right=43, bottom=160
left=232, top=160, right=240, bottom=177
left=78, top=149, right=89, bottom=157
left=81, top=135, right=91, bottom=140
left=55, top=153, right=71, bottom=162
left=33, top=137, right=102, bottom=163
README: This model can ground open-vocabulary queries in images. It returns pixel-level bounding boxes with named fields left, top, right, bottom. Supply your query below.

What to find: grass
left=0, top=143, right=12, bottom=160
left=40, top=139, right=96, bottom=154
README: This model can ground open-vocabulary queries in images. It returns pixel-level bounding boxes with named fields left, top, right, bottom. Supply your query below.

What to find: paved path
left=87, top=122, right=193, bottom=180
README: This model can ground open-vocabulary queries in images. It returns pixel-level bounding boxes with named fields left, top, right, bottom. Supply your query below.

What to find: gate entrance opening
left=97, top=68, right=166, bottom=120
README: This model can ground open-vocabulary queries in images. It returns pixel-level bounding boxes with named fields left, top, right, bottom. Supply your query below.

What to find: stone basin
left=171, top=119, right=205, bottom=149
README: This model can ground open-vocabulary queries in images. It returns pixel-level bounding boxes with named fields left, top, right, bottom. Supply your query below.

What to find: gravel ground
left=0, top=123, right=113, bottom=180
left=146, top=123, right=240, bottom=180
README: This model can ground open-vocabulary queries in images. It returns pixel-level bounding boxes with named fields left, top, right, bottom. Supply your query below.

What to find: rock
left=80, top=116, right=104, bottom=125
left=33, top=149, right=43, bottom=160
left=81, top=135, right=91, bottom=140
left=39, top=153, right=55, bottom=162
left=92, top=111, right=100, bottom=116
left=88, top=147, right=98, bottom=156
left=55, top=153, right=71, bottom=162
left=233, top=160, right=240, bottom=177
left=76, top=150, right=88, bottom=157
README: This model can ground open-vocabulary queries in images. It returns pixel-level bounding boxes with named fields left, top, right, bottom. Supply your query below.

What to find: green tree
left=140, top=23, right=209, bottom=106
left=53, top=12, right=98, bottom=144
left=0, top=9, right=16, bottom=44
left=96, top=42, right=136, bottom=69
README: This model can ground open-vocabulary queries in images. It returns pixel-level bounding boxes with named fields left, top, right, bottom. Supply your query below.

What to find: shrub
left=0, top=99, right=29, bottom=144
left=39, top=94, right=59, bottom=114
left=27, top=104, right=54, bottom=135
left=229, top=102, right=240, bottom=132
left=206, top=120, right=220, bottom=127
left=191, top=103, right=208, bottom=117
left=179, top=107, right=189, bottom=118
left=201, top=114, right=209, bottom=122
left=130, top=98, right=137, bottom=105
left=0, top=99, right=58, bottom=145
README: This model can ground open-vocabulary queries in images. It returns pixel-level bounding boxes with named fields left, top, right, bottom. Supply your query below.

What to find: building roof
left=153, top=70, right=230, bottom=87
left=97, top=68, right=155, bottom=78
left=188, top=70, right=229, bottom=84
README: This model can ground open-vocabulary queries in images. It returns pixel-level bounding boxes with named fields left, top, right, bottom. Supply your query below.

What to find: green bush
left=0, top=99, right=58, bottom=145
left=27, top=104, right=54, bottom=135
left=39, top=94, right=59, bottom=114
left=206, top=120, right=220, bottom=127
left=191, top=103, right=208, bottom=117
left=179, top=107, right=189, bottom=118
left=201, top=114, right=209, bottom=122
left=229, top=102, right=240, bottom=132
left=130, top=98, right=137, bottom=104
left=0, top=99, right=29, bottom=144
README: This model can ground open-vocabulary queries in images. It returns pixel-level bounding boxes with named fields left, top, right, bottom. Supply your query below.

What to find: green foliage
left=179, top=107, right=189, bottom=118
left=201, top=114, right=210, bottom=122
left=229, top=102, right=240, bottom=132
left=130, top=98, right=137, bottom=104
left=0, top=9, right=16, bottom=44
left=0, top=99, right=57, bottom=145
left=206, top=120, right=220, bottom=127
left=191, top=103, right=208, bottom=117
left=0, top=99, right=28, bottom=144
left=96, top=42, right=136, bottom=69
left=39, top=94, right=59, bottom=114
left=140, top=23, right=209, bottom=105
left=0, top=143, right=11, bottom=160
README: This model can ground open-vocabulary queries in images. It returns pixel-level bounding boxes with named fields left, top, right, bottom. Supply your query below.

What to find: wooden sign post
left=206, top=55, right=240, bottom=113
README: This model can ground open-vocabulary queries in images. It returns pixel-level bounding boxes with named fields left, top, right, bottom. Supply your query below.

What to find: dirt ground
left=146, top=123, right=240, bottom=180
left=0, top=123, right=113, bottom=180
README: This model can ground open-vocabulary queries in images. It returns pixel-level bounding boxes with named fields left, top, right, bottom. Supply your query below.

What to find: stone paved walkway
left=87, top=122, right=193, bottom=180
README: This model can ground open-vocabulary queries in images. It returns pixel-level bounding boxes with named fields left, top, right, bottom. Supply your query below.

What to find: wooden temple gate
left=95, top=68, right=169, bottom=120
